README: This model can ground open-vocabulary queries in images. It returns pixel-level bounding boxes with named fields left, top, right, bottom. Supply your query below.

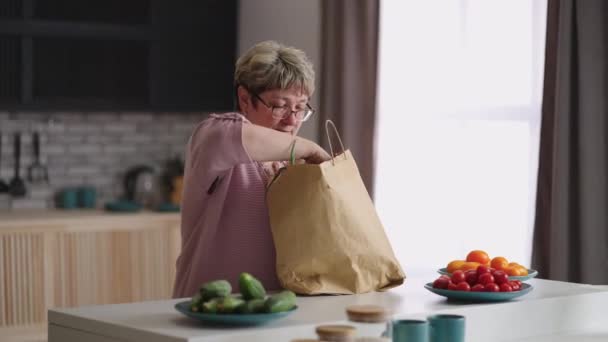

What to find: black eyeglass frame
left=251, top=92, right=315, bottom=122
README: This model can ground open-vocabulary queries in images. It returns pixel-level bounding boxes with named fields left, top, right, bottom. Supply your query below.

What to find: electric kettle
left=124, top=165, right=159, bottom=209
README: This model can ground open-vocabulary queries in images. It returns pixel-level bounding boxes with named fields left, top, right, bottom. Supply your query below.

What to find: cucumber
left=237, top=298, right=267, bottom=314
left=200, top=280, right=231, bottom=301
left=201, top=298, right=222, bottom=313
left=265, top=290, right=296, bottom=313
left=216, top=296, right=246, bottom=314
left=239, top=272, right=267, bottom=300
left=190, top=292, right=203, bottom=312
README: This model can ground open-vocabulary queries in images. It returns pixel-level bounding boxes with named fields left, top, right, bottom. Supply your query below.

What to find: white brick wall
left=0, top=111, right=207, bottom=208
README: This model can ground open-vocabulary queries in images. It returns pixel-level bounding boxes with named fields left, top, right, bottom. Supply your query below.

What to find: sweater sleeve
left=187, top=113, right=252, bottom=175
left=180, top=113, right=252, bottom=223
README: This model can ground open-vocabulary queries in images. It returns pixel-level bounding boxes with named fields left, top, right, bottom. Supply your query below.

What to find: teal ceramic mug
left=78, top=186, right=97, bottom=208
left=393, top=319, right=429, bottom=342
left=59, top=188, right=78, bottom=209
left=428, top=314, right=465, bottom=342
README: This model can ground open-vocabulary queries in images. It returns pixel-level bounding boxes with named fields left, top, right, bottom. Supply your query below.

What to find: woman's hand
left=298, top=139, right=331, bottom=164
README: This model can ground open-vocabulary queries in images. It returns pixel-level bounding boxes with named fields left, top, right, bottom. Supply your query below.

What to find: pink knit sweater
left=172, top=113, right=281, bottom=298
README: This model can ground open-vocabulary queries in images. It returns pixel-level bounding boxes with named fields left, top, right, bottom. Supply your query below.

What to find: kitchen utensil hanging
left=0, top=132, right=9, bottom=193
left=27, top=131, right=49, bottom=184
left=8, top=132, right=27, bottom=197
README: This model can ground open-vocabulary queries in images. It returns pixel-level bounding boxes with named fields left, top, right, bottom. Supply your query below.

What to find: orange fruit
left=504, top=262, right=529, bottom=276
left=466, top=250, right=491, bottom=265
left=460, top=261, right=481, bottom=272
left=446, top=260, right=466, bottom=273
left=491, top=256, right=509, bottom=270
left=505, top=265, right=523, bottom=276
left=516, top=265, right=528, bottom=276
left=504, top=266, right=518, bottom=276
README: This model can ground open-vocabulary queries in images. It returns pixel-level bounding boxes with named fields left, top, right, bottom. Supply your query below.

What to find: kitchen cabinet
left=0, top=0, right=237, bottom=111
left=0, top=209, right=181, bottom=332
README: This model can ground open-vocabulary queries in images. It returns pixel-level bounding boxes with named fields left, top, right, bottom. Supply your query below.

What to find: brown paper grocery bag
left=266, top=121, right=405, bottom=295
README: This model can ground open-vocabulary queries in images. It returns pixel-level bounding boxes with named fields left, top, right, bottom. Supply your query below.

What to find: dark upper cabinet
left=34, top=0, right=151, bottom=25
left=0, top=35, right=21, bottom=104
left=0, top=0, right=237, bottom=111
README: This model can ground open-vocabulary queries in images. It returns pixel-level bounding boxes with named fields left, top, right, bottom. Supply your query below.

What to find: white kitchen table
left=48, top=273, right=608, bottom=342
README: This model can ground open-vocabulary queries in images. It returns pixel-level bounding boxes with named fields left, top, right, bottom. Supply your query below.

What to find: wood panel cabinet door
left=0, top=218, right=180, bottom=327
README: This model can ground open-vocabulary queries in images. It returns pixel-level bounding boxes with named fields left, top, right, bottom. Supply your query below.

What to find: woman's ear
left=237, top=85, right=250, bottom=114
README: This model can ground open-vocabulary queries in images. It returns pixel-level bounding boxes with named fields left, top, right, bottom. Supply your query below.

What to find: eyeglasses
left=252, top=93, right=315, bottom=122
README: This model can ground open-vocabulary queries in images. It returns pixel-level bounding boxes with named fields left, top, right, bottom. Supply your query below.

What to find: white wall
left=237, top=0, right=322, bottom=142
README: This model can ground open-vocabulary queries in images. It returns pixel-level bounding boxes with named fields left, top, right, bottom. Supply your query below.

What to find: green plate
left=437, top=268, right=538, bottom=281
left=174, top=300, right=297, bottom=326
left=424, top=283, right=533, bottom=302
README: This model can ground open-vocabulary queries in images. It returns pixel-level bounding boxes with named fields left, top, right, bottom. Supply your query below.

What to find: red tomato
left=511, top=280, right=522, bottom=288
left=448, top=281, right=458, bottom=291
left=493, top=270, right=509, bottom=285
left=478, top=273, right=495, bottom=286
left=509, top=281, right=521, bottom=291
left=499, top=283, right=513, bottom=292
left=471, top=284, right=485, bottom=292
left=433, top=276, right=450, bottom=289
left=455, top=282, right=471, bottom=291
left=477, top=265, right=491, bottom=275
left=464, top=270, right=478, bottom=286
left=485, top=283, right=500, bottom=292
left=451, top=270, right=466, bottom=284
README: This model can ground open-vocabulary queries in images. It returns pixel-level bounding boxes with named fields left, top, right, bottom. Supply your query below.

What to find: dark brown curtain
left=319, top=0, right=379, bottom=196
left=532, top=0, right=608, bottom=284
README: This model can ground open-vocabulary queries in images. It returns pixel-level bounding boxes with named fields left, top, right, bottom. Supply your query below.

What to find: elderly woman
left=172, top=41, right=330, bottom=298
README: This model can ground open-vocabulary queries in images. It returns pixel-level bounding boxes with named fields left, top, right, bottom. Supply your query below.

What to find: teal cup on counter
left=78, top=186, right=97, bottom=208
left=393, top=319, right=429, bottom=342
left=59, top=188, right=78, bottom=209
left=428, top=314, right=465, bottom=342
left=58, top=186, right=97, bottom=209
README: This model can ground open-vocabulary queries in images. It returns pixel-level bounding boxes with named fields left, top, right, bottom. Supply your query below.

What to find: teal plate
left=104, top=200, right=142, bottom=212
left=437, top=268, right=538, bottom=281
left=174, top=300, right=297, bottom=326
left=424, top=283, right=533, bottom=302
left=156, top=203, right=180, bottom=212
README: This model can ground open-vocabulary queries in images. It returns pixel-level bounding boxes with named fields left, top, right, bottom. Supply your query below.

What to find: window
left=375, top=0, right=547, bottom=271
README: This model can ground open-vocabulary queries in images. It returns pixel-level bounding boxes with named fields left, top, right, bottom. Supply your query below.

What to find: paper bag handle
left=325, top=120, right=347, bottom=164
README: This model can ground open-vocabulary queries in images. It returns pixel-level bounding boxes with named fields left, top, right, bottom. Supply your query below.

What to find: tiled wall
left=0, top=111, right=207, bottom=209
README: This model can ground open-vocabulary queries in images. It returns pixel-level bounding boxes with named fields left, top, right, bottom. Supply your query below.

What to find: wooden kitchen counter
left=0, top=209, right=181, bottom=331
left=0, top=209, right=180, bottom=232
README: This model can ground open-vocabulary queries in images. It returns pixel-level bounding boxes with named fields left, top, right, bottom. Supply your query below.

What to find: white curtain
left=375, top=0, right=547, bottom=272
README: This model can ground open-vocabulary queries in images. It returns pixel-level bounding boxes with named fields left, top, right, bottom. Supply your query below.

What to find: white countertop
left=48, top=272, right=608, bottom=342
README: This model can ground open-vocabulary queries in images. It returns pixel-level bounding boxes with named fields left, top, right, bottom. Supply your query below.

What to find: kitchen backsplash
left=0, top=111, right=207, bottom=209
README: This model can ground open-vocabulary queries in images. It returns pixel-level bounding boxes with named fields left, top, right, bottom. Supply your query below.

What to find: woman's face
left=239, top=86, right=309, bottom=135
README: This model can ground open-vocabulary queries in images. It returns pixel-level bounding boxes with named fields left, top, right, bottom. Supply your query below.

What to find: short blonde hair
left=234, top=41, right=315, bottom=107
